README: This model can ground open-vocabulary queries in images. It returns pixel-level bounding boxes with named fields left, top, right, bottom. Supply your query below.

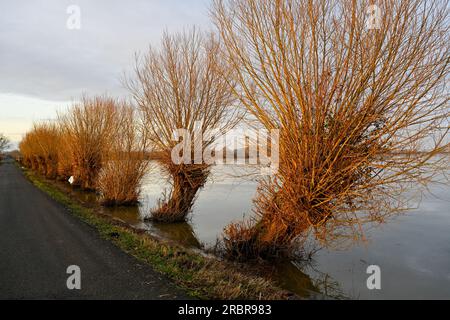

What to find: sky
left=0, top=0, right=212, bottom=149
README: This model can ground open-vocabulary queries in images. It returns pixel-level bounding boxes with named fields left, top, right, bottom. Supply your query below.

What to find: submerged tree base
left=150, top=205, right=191, bottom=223
left=222, top=220, right=311, bottom=261
left=150, top=164, right=210, bottom=223
left=100, top=199, right=141, bottom=207
left=150, top=189, right=200, bottom=223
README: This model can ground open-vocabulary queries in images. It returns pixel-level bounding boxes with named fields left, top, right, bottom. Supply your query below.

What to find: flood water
left=84, top=160, right=450, bottom=300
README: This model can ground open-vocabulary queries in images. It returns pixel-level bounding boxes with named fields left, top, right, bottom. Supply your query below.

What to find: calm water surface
left=94, top=161, right=450, bottom=299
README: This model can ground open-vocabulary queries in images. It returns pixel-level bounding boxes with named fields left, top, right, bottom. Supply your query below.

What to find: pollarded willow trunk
left=151, top=165, right=210, bottom=223
left=37, top=156, right=47, bottom=176
left=45, top=155, right=58, bottom=180
left=223, top=177, right=313, bottom=260
left=72, top=152, right=103, bottom=190
left=31, top=156, right=38, bottom=171
left=23, top=157, right=31, bottom=168
left=56, top=159, right=72, bottom=181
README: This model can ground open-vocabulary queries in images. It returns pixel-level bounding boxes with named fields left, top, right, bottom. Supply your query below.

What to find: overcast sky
left=0, top=0, right=212, bottom=147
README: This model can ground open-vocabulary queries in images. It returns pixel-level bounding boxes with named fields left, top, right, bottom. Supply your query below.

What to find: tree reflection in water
left=271, top=259, right=348, bottom=300
left=146, top=221, right=203, bottom=249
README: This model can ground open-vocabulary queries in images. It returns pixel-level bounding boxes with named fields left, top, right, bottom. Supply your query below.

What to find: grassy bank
left=22, top=166, right=294, bottom=300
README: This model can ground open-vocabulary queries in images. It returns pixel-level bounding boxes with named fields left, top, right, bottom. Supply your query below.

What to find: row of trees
left=0, top=134, right=9, bottom=160
left=20, top=97, right=149, bottom=206
left=20, top=0, right=449, bottom=260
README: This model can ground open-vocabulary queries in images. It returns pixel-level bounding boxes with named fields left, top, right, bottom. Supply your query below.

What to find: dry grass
left=214, top=0, right=450, bottom=259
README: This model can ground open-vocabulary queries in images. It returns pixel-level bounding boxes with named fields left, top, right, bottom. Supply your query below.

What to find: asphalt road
left=0, top=158, right=188, bottom=299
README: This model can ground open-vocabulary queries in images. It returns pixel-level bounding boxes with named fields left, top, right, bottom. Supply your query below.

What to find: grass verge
left=23, top=167, right=294, bottom=300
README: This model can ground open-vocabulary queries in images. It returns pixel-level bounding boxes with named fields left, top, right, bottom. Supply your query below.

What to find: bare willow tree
left=20, top=123, right=60, bottom=178
left=59, top=96, right=119, bottom=190
left=213, top=0, right=449, bottom=259
left=127, top=28, right=241, bottom=222
left=97, top=103, right=150, bottom=206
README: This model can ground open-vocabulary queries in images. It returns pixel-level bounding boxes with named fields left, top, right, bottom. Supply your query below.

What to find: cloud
left=0, top=93, right=69, bottom=144
left=0, top=0, right=212, bottom=101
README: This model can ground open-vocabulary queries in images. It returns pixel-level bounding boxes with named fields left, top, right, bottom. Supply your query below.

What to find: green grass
left=23, top=168, right=292, bottom=300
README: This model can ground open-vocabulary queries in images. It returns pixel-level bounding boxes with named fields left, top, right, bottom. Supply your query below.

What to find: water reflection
left=145, top=221, right=203, bottom=249
left=101, top=206, right=143, bottom=225
left=270, top=260, right=347, bottom=299
left=271, top=261, right=320, bottom=298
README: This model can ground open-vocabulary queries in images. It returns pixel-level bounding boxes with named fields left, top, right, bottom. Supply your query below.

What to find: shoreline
left=20, top=163, right=298, bottom=300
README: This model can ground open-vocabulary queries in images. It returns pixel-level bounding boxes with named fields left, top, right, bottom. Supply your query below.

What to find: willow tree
left=59, top=96, right=119, bottom=190
left=127, top=29, right=240, bottom=222
left=97, top=103, right=150, bottom=206
left=19, top=123, right=60, bottom=179
left=213, top=0, right=449, bottom=259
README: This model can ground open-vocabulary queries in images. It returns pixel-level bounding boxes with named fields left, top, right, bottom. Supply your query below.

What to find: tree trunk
left=151, top=167, right=209, bottom=223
